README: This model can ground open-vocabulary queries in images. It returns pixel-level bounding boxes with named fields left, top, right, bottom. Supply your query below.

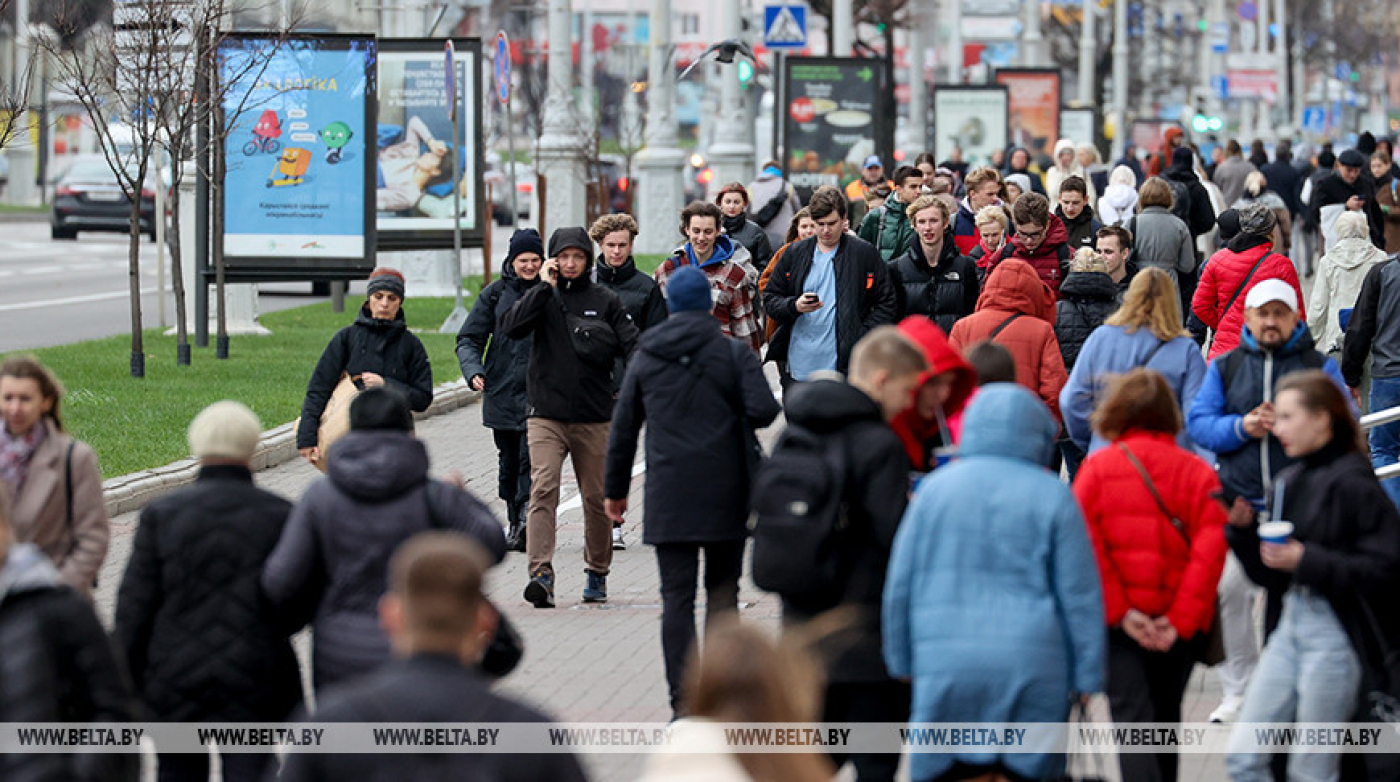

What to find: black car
left=51, top=156, right=160, bottom=241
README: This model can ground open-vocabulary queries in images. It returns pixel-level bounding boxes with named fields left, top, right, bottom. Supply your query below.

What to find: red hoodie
left=989, top=213, right=1071, bottom=298
left=892, top=316, right=978, bottom=471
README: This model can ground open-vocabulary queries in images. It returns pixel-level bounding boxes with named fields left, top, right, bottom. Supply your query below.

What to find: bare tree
left=39, top=0, right=301, bottom=375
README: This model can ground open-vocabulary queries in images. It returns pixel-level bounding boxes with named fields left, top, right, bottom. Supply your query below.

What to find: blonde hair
left=906, top=194, right=950, bottom=224
left=1104, top=267, right=1188, bottom=341
left=1138, top=177, right=1174, bottom=211
left=849, top=326, right=928, bottom=383
left=1070, top=247, right=1107, bottom=274
left=964, top=166, right=1003, bottom=193
left=973, top=204, right=1008, bottom=230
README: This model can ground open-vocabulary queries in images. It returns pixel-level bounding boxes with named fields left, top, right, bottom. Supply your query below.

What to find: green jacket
left=857, top=192, right=915, bottom=262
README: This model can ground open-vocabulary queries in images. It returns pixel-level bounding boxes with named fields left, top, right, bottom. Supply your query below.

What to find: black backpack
left=748, top=424, right=851, bottom=605
left=1165, top=178, right=1193, bottom=224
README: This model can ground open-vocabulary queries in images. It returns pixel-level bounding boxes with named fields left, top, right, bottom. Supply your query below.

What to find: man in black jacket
left=1342, top=254, right=1400, bottom=509
left=278, top=532, right=588, bottom=782
left=501, top=226, right=639, bottom=608
left=604, top=266, right=780, bottom=716
left=1312, top=148, right=1384, bottom=252
left=1260, top=140, right=1303, bottom=220
left=116, top=401, right=301, bottom=782
left=763, top=187, right=897, bottom=389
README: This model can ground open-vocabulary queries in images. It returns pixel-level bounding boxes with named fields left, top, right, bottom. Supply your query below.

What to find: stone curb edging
left=100, top=379, right=480, bottom=518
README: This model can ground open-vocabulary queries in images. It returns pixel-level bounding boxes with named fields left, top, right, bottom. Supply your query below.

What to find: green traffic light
left=738, top=61, right=754, bottom=84
left=1192, top=115, right=1209, bottom=133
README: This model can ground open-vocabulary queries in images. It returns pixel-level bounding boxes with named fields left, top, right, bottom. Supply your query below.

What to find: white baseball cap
left=1244, top=278, right=1298, bottom=312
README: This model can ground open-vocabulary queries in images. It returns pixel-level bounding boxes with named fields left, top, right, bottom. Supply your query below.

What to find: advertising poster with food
left=782, top=57, right=883, bottom=200
left=994, top=68, right=1061, bottom=163
left=219, top=35, right=376, bottom=266
left=377, top=39, right=483, bottom=249
left=931, top=86, right=1009, bottom=168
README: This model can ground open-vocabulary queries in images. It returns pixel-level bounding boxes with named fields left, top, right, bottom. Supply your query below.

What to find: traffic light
left=1192, top=114, right=1223, bottom=133
left=737, top=60, right=754, bottom=88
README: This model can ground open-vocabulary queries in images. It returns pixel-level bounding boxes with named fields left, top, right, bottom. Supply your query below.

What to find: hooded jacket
left=655, top=235, right=762, bottom=353
left=1309, top=236, right=1388, bottom=356
left=0, top=544, right=138, bottom=782
left=857, top=190, right=917, bottom=262
left=1054, top=271, right=1120, bottom=370
left=457, top=260, right=539, bottom=430
left=114, top=465, right=302, bottom=722
left=891, top=316, right=977, bottom=471
left=988, top=213, right=1072, bottom=296
left=780, top=378, right=912, bottom=683
left=952, top=197, right=984, bottom=256
left=949, top=260, right=1067, bottom=419
left=1186, top=322, right=1346, bottom=504
left=1046, top=139, right=1096, bottom=205
left=500, top=253, right=640, bottom=423
left=605, top=311, right=780, bottom=544
left=1342, top=256, right=1400, bottom=384
left=1075, top=430, right=1228, bottom=639
left=1191, top=242, right=1305, bottom=360
left=297, top=305, right=433, bottom=448
left=748, top=168, right=802, bottom=250
left=1164, top=148, right=1218, bottom=238
left=762, top=234, right=898, bottom=374
left=889, top=236, right=979, bottom=333
left=883, top=383, right=1104, bottom=782
left=1056, top=204, right=1102, bottom=252
left=1098, top=180, right=1140, bottom=226
left=722, top=213, right=774, bottom=273
left=262, top=431, right=506, bottom=687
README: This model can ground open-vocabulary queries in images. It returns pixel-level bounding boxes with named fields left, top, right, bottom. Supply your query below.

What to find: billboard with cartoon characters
left=218, top=34, right=376, bottom=271
left=377, top=39, right=484, bottom=249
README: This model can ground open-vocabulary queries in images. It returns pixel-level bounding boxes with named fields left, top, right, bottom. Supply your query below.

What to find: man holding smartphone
left=500, top=227, right=639, bottom=609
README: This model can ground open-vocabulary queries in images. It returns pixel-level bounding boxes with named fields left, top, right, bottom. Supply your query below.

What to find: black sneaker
left=582, top=570, right=607, bottom=603
left=524, top=568, right=555, bottom=608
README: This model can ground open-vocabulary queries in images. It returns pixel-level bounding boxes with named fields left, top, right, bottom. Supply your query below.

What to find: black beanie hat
left=507, top=228, right=544, bottom=264
left=1216, top=209, right=1241, bottom=243
left=366, top=267, right=406, bottom=299
left=349, top=386, right=414, bottom=432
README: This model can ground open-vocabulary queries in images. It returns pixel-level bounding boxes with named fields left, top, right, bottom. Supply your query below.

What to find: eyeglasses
left=1016, top=225, right=1046, bottom=240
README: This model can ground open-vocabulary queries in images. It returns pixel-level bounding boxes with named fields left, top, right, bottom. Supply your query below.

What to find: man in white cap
left=1186, top=277, right=1349, bottom=724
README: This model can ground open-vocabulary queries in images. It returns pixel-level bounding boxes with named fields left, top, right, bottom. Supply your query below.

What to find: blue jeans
left=1369, top=376, right=1400, bottom=510
left=1225, top=587, right=1362, bottom=782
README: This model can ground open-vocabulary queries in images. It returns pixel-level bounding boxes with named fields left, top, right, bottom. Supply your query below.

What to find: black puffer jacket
left=890, top=238, right=980, bottom=333
left=297, top=306, right=433, bottom=448
left=779, top=379, right=911, bottom=683
left=457, top=264, right=538, bottom=430
left=1054, top=271, right=1120, bottom=370
left=0, top=544, right=138, bottom=782
left=499, top=260, right=640, bottom=424
left=605, top=311, right=780, bottom=545
left=597, top=255, right=668, bottom=332
left=725, top=214, right=774, bottom=273
left=762, top=234, right=898, bottom=373
left=114, top=465, right=302, bottom=723
left=262, top=432, right=505, bottom=688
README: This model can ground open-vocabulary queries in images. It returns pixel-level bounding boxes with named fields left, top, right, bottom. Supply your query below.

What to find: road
left=0, top=220, right=526, bottom=353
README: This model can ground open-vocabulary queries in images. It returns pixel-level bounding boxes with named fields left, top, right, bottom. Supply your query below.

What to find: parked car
left=50, top=156, right=160, bottom=241
left=485, top=161, right=536, bottom=225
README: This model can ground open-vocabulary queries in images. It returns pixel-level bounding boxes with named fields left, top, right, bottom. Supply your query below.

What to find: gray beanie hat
left=1236, top=202, right=1277, bottom=239
left=188, top=400, right=262, bottom=461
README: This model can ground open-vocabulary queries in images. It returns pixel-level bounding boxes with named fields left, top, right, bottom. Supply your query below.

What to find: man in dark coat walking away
left=116, top=401, right=301, bottom=782
left=263, top=387, right=506, bottom=688
left=500, top=227, right=640, bottom=608
left=458, top=228, right=545, bottom=552
left=278, top=532, right=588, bottom=782
left=1261, top=139, right=1303, bottom=221
left=604, top=266, right=780, bottom=717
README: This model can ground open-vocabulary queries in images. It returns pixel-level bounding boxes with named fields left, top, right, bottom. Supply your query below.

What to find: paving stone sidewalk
left=92, top=382, right=1234, bottom=781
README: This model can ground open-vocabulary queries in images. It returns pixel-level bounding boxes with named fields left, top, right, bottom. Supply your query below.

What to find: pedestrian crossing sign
left=764, top=5, right=807, bottom=50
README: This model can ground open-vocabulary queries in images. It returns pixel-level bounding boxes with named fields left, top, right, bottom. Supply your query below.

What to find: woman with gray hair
left=1308, top=210, right=1389, bottom=357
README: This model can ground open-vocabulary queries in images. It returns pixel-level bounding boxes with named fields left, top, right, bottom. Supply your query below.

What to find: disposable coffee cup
left=1258, top=521, right=1294, bottom=544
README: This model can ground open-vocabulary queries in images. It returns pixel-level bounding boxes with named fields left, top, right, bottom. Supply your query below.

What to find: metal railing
left=1361, top=405, right=1400, bottom=481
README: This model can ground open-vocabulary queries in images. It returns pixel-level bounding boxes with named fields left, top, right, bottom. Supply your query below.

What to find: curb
left=100, top=379, right=480, bottom=518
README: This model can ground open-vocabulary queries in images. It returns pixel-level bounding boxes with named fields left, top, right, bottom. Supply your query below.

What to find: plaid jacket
left=654, top=254, right=763, bottom=353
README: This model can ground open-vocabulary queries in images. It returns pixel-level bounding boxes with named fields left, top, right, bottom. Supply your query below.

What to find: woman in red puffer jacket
left=1191, top=203, right=1305, bottom=360
left=1073, top=368, right=1228, bottom=782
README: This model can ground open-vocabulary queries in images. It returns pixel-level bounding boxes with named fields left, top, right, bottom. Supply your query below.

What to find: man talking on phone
left=763, top=187, right=897, bottom=391
left=500, top=227, right=639, bottom=609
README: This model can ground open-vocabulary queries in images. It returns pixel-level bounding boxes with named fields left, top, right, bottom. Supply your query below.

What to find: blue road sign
left=495, top=32, right=511, bottom=105
left=763, top=5, right=807, bottom=50
left=1212, top=74, right=1229, bottom=101
left=1301, top=107, right=1325, bottom=134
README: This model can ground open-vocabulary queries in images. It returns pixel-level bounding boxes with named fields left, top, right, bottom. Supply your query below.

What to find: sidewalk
left=92, top=385, right=1233, bottom=781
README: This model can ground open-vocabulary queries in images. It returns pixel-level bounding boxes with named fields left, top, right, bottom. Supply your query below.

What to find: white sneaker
left=612, top=526, right=626, bottom=550
left=1209, top=701, right=1241, bottom=724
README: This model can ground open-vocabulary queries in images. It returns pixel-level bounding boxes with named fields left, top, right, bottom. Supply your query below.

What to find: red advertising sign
left=994, top=68, right=1061, bottom=161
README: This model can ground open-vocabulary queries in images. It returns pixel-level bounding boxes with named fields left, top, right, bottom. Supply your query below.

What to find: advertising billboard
left=782, top=57, right=888, bottom=201
left=218, top=34, right=376, bottom=275
left=932, top=85, right=1009, bottom=168
left=995, top=67, right=1061, bottom=163
left=376, top=39, right=485, bottom=250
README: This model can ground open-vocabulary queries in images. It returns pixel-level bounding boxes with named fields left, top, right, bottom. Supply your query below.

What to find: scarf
left=722, top=213, right=747, bottom=236
left=0, top=421, right=46, bottom=498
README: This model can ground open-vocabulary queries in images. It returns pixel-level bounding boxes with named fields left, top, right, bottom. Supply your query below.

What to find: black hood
left=1164, top=147, right=1196, bottom=179
left=638, top=311, right=721, bottom=362
left=354, top=304, right=408, bottom=332
left=596, top=255, right=639, bottom=285
left=1059, top=271, right=1119, bottom=302
left=326, top=430, right=430, bottom=502
left=1056, top=204, right=1096, bottom=228
left=783, top=379, right=884, bottom=434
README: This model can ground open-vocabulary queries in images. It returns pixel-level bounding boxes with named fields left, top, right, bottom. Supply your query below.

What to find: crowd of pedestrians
left=8, top=129, right=1400, bottom=782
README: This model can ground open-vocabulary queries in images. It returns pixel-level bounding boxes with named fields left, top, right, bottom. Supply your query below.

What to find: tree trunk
left=128, top=195, right=145, bottom=378
left=168, top=162, right=190, bottom=365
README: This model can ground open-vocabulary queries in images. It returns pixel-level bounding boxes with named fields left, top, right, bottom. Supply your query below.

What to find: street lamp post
left=633, top=0, right=686, bottom=255
left=706, top=0, right=755, bottom=193
left=536, top=0, right=587, bottom=232
left=1078, top=0, right=1096, bottom=107
left=1110, top=0, right=1129, bottom=159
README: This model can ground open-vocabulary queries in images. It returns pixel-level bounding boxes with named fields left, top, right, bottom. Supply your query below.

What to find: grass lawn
left=9, top=258, right=671, bottom=479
